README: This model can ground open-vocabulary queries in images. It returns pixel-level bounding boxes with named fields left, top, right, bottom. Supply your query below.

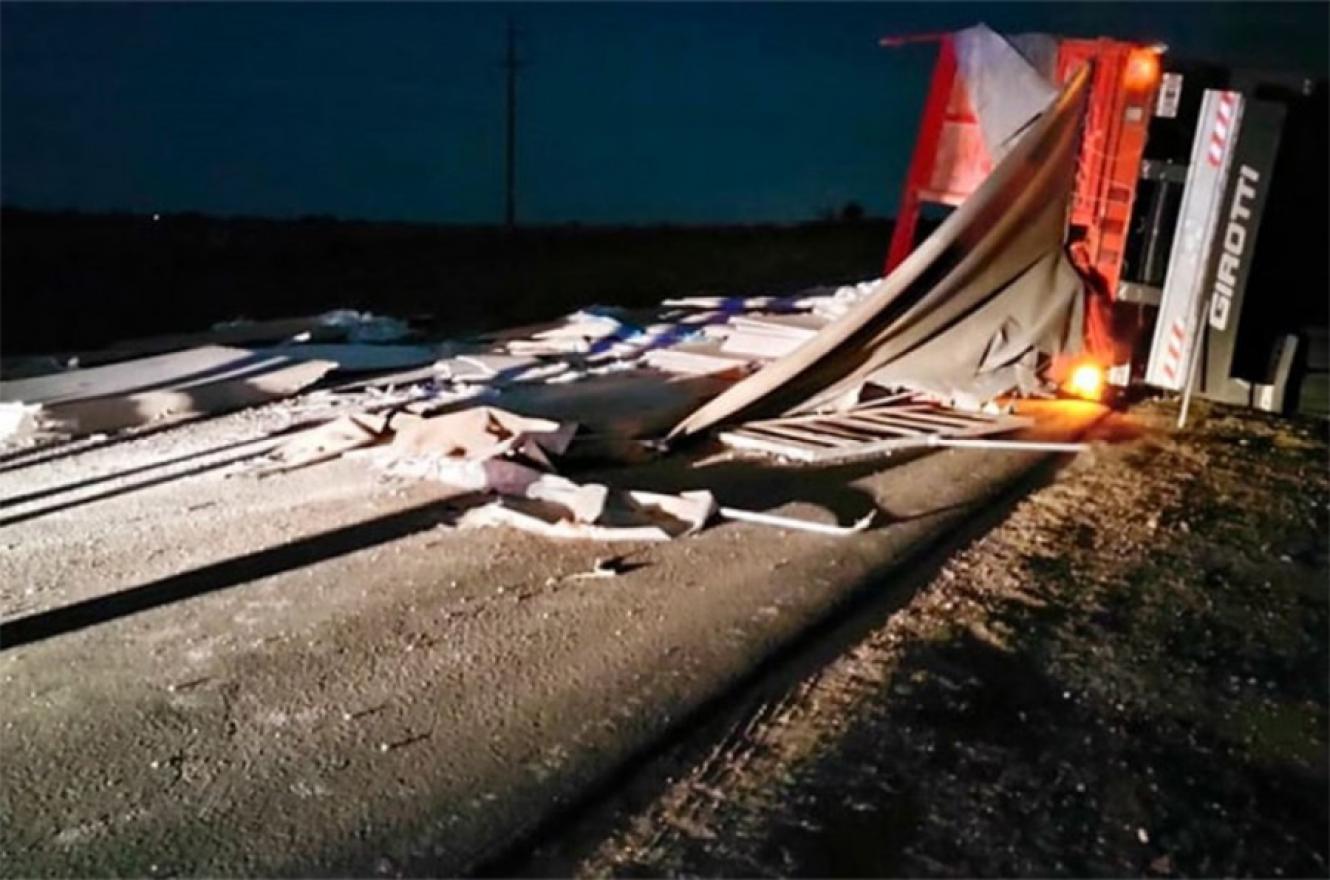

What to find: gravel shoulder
left=563, top=400, right=1329, bottom=878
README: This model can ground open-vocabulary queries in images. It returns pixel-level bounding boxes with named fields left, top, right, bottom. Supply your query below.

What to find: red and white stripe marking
left=1206, top=92, right=1238, bottom=167
left=1161, top=317, right=1188, bottom=381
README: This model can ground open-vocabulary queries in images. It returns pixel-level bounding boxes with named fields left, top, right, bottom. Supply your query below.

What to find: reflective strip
left=1161, top=318, right=1187, bottom=380
left=1207, top=92, right=1239, bottom=167
left=1145, top=90, right=1245, bottom=391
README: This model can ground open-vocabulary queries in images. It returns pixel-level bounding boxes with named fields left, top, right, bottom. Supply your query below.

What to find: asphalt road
left=0, top=396, right=1103, bottom=876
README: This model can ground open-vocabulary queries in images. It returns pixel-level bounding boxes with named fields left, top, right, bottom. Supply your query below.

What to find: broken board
left=0, top=346, right=334, bottom=436
left=717, top=397, right=1032, bottom=463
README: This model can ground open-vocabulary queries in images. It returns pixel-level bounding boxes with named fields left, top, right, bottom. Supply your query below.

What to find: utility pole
left=503, top=19, right=520, bottom=230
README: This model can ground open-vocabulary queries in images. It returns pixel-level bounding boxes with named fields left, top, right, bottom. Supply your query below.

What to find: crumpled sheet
left=261, top=411, right=394, bottom=473
left=670, top=63, right=1091, bottom=438
left=954, top=23, right=1058, bottom=160
left=0, top=402, right=41, bottom=443
left=360, top=403, right=717, bottom=540
left=374, top=406, right=577, bottom=492
left=857, top=248, right=1085, bottom=408
left=260, top=403, right=576, bottom=483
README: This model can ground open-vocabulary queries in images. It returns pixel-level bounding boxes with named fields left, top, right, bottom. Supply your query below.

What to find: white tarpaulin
left=671, top=64, right=1091, bottom=438
left=954, top=24, right=1059, bottom=160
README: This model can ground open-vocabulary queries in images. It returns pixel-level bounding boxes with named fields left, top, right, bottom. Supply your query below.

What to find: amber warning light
left=1065, top=363, right=1106, bottom=401
left=1124, top=48, right=1162, bottom=91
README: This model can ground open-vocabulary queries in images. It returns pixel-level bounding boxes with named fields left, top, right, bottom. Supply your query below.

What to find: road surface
left=0, top=396, right=1102, bottom=876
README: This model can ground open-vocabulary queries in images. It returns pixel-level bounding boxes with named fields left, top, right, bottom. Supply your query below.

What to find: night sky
left=3, top=2, right=1326, bottom=225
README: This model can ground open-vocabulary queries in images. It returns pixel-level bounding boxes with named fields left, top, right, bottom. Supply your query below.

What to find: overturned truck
left=868, top=25, right=1326, bottom=420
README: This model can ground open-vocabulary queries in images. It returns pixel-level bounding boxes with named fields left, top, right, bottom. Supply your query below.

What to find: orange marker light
left=1066, top=363, right=1105, bottom=401
left=1124, top=49, right=1160, bottom=91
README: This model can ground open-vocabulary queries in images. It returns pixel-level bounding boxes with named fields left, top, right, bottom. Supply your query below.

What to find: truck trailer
left=880, top=26, right=1328, bottom=418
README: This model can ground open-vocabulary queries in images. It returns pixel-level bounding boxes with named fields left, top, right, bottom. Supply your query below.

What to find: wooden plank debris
left=718, top=399, right=1032, bottom=463
left=1, top=345, right=273, bottom=405
left=715, top=312, right=826, bottom=360
left=24, top=311, right=413, bottom=373
left=259, top=344, right=439, bottom=374
left=718, top=506, right=875, bottom=536
left=503, top=313, right=624, bottom=355
left=641, top=343, right=754, bottom=377
left=41, top=361, right=334, bottom=437
left=0, top=346, right=336, bottom=436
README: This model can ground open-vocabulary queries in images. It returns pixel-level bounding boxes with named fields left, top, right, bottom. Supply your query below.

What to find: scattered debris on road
left=0, top=232, right=1088, bottom=541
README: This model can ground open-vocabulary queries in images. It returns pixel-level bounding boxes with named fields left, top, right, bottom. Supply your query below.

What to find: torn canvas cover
left=954, top=23, right=1059, bottom=160
left=670, top=63, right=1090, bottom=438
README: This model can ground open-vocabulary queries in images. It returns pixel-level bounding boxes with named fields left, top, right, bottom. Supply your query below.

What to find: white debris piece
left=259, top=412, right=394, bottom=473
left=459, top=475, right=717, bottom=542
left=504, top=311, right=625, bottom=356
left=802, top=279, right=883, bottom=320
left=372, top=406, right=577, bottom=494
left=260, top=344, right=440, bottom=373
left=316, top=309, right=412, bottom=343
left=0, top=346, right=336, bottom=437
left=0, top=402, right=41, bottom=443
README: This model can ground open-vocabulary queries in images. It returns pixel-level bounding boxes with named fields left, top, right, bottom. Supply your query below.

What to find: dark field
left=0, top=209, right=893, bottom=356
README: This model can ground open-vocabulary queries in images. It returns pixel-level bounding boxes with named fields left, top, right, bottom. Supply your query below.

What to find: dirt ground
left=565, top=399, right=1329, bottom=878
